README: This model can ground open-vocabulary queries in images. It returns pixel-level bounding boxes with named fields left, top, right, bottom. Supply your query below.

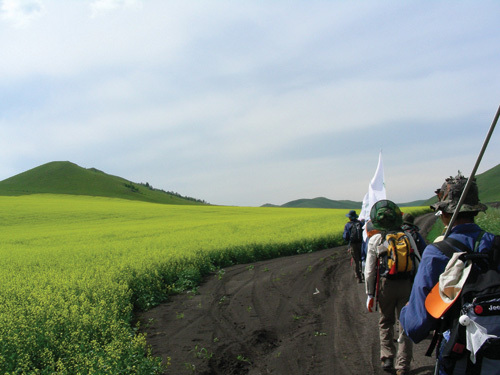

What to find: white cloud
left=0, top=0, right=44, bottom=27
left=90, top=0, right=142, bottom=17
left=0, top=1, right=499, bottom=206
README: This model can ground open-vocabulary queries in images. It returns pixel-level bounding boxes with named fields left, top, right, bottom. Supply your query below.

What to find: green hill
left=263, top=197, right=426, bottom=210
left=267, top=164, right=500, bottom=210
left=0, top=161, right=207, bottom=205
left=283, top=197, right=361, bottom=209
left=422, top=164, right=500, bottom=207
left=262, top=197, right=362, bottom=209
left=476, top=164, right=500, bottom=204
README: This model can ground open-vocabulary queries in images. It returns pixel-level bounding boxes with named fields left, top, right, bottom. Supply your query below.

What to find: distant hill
left=476, top=163, right=500, bottom=204
left=423, top=164, right=500, bottom=207
left=398, top=200, right=428, bottom=207
left=262, top=197, right=362, bottom=209
left=0, top=161, right=207, bottom=205
left=262, top=197, right=427, bottom=210
left=283, top=197, right=362, bottom=209
left=266, top=164, right=500, bottom=209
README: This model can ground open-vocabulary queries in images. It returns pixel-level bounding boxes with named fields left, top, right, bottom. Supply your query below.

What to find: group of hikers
left=342, top=173, right=499, bottom=375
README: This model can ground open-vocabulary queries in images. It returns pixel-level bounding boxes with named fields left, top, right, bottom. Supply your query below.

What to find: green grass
left=476, top=206, right=500, bottom=234
left=426, top=206, right=500, bottom=243
left=476, top=164, right=500, bottom=204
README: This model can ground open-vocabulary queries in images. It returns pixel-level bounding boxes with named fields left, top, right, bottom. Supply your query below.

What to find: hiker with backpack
left=361, top=220, right=379, bottom=277
left=343, top=210, right=364, bottom=283
left=399, top=173, right=499, bottom=375
left=364, top=200, right=420, bottom=375
left=401, top=213, right=427, bottom=256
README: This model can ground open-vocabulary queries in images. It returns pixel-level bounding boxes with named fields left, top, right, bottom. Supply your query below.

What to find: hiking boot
left=381, top=357, right=394, bottom=371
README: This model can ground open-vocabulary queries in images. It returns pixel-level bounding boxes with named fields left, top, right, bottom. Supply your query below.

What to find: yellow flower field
left=0, top=194, right=429, bottom=374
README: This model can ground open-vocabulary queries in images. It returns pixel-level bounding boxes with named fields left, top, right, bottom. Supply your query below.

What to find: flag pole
left=443, top=104, right=500, bottom=238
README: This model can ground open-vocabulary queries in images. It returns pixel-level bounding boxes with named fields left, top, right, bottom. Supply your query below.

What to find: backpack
left=380, top=231, right=414, bottom=277
left=349, top=220, right=363, bottom=244
left=426, top=234, right=500, bottom=374
left=402, top=223, right=425, bottom=254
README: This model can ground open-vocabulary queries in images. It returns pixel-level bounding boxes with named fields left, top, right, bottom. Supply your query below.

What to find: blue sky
left=1, top=0, right=499, bottom=206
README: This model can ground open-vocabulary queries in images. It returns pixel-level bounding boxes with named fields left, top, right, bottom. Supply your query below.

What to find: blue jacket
left=343, top=220, right=356, bottom=242
left=400, top=223, right=496, bottom=344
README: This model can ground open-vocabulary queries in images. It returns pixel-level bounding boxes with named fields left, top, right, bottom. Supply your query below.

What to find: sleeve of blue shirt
left=400, top=244, right=450, bottom=343
left=343, top=222, right=351, bottom=242
left=416, top=232, right=427, bottom=254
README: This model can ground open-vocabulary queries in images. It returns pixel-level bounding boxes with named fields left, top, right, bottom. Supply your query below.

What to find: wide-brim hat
left=431, top=173, right=487, bottom=214
left=425, top=251, right=472, bottom=319
left=370, top=199, right=403, bottom=231
left=345, top=210, right=358, bottom=219
left=402, top=213, right=415, bottom=225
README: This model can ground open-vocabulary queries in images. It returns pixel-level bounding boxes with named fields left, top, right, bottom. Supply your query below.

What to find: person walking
left=400, top=173, right=497, bottom=375
left=364, top=200, right=416, bottom=375
left=401, top=213, right=427, bottom=256
left=343, top=210, right=363, bottom=283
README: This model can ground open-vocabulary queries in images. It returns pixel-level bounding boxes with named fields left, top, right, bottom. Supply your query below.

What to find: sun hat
left=431, top=173, right=487, bottom=214
left=370, top=200, right=403, bottom=231
left=402, top=213, right=415, bottom=225
left=425, top=251, right=472, bottom=319
left=345, top=210, right=358, bottom=220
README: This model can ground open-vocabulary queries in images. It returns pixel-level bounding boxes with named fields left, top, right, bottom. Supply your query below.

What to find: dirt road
left=139, top=213, right=438, bottom=374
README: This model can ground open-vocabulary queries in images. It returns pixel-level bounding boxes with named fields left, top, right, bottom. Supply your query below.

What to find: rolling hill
left=0, top=161, right=207, bottom=205
left=476, top=163, right=500, bottom=204
left=267, top=164, right=500, bottom=209
left=423, top=164, right=500, bottom=207
left=262, top=197, right=361, bottom=209
left=1, top=161, right=498, bottom=208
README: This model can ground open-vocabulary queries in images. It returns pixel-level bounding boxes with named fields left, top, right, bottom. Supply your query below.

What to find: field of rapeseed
left=0, top=194, right=430, bottom=374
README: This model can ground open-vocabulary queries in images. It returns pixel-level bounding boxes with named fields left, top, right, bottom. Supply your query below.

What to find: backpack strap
left=433, top=237, right=471, bottom=259
left=490, top=235, right=500, bottom=269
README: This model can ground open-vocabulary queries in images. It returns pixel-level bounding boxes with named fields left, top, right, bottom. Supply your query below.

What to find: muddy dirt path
left=139, top=213, right=438, bottom=374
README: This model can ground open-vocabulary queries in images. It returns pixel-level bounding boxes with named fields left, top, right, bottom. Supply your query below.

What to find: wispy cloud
left=90, top=0, right=143, bottom=17
left=0, top=1, right=499, bottom=206
left=0, top=0, right=44, bottom=27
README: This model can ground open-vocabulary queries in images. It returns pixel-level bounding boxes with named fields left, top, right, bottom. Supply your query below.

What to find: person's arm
left=343, top=222, right=351, bottom=242
left=400, top=245, right=449, bottom=343
left=364, top=234, right=381, bottom=296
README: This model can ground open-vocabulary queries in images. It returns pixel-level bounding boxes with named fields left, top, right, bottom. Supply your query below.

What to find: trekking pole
left=375, top=259, right=380, bottom=312
left=443, top=104, right=500, bottom=239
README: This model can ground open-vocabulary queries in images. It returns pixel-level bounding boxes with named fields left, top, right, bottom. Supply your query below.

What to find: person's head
left=402, top=213, right=415, bottom=225
left=370, top=200, right=403, bottom=231
left=345, top=210, right=358, bottom=221
left=365, top=220, right=380, bottom=238
left=431, top=172, right=486, bottom=225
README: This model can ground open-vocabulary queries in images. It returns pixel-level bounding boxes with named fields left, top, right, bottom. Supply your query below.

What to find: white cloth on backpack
left=461, top=316, right=497, bottom=363
left=438, top=252, right=471, bottom=304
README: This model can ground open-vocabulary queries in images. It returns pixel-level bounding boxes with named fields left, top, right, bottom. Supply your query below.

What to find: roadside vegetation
left=426, top=206, right=500, bottom=242
left=0, top=194, right=428, bottom=374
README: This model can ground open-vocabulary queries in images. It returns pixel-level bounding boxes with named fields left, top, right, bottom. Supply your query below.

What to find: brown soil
left=139, top=213, right=438, bottom=374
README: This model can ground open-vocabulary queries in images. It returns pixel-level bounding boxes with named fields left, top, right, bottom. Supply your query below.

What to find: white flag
left=359, top=151, right=386, bottom=221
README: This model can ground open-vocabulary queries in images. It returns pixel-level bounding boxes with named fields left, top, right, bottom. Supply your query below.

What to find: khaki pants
left=349, top=242, right=362, bottom=281
left=377, top=277, right=413, bottom=371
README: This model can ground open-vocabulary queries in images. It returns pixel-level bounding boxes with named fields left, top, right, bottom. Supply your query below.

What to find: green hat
left=370, top=200, right=403, bottom=231
left=430, top=173, right=487, bottom=214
